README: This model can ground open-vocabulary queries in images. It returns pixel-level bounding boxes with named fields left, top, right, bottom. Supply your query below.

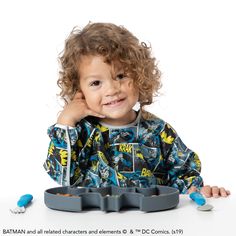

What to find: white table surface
left=0, top=190, right=234, bottom=236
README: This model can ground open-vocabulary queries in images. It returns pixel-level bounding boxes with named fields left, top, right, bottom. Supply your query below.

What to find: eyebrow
left=82, top=75, right=102, bottom=81
left=82, top=70, right=125, bottom=81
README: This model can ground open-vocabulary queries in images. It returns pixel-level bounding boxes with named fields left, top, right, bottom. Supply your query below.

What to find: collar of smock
left=99, top=110, right=141, bottom=129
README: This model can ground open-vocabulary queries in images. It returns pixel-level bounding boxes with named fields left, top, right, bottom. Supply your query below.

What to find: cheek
left=86, top=95, right=96, bottom=104
left=84, top=91, right=101, bottom=107
left=126, top=80, right=139, bottom=98
left=127, top=80, right=133, bottom=88
left=133, top=90, right=139, bottom=101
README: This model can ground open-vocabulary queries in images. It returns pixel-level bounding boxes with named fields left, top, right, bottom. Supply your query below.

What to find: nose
left=105, top=79, right=121, bottom=97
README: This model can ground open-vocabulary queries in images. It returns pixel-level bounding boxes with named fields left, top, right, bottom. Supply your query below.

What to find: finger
left=219, top=187, right=227, bottom=197
left=73, top=91, right=84, bottom=100
left=219, top=187, right=231, bottom=197
left=212, top=186, right=220, bottom=198
left=188, top=186, right=197, bottom=194
left=200, top=185, right=212, bottom=198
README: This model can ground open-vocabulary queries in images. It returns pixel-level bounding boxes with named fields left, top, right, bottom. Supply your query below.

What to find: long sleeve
left=43, top=121, right=95, bottom=186
left=160, top=123, right=203, bottom=193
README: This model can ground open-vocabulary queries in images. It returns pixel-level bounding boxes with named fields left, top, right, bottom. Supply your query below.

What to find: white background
left=0, top=0, right=235, bottom=233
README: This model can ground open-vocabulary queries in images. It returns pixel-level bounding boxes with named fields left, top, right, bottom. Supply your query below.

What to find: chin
left=105, top=110, right=128, bottom=118
left=104, top=110, right=135, bottom=122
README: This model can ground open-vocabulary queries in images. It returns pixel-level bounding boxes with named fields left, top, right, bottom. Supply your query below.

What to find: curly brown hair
left=58, top=22, right=161, bottom=107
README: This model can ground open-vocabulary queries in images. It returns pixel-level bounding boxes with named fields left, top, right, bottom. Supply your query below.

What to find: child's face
left=78, top=55, right=139, bottom=126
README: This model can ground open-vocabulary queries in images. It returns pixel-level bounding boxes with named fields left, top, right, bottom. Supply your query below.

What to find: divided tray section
left=44, top=185, right=179, bottom=212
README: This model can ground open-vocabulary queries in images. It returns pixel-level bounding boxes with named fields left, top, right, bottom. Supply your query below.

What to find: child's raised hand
left=57, top=91, right=105, bottom=127
left=188, top=185, right=230, bottom=198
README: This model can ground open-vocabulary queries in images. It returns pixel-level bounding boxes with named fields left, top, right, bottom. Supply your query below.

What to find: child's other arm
left=160, top=124, right=230, bottom=197
left=160, top=123, right=203, bottom=194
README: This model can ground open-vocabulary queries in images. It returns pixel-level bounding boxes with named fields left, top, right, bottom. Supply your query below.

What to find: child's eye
left=116, top=73, right=126, bottom=80
left=89, top=80, right=101, bottom=86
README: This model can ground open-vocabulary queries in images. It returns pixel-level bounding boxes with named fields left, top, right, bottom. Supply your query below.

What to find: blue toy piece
left=189, top=192, right=206, bottom=206
left=17, top=194, right=33, bottom=207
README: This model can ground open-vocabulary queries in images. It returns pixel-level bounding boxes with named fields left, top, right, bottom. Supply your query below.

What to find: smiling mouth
left=104, top=98, right=125, bottom=106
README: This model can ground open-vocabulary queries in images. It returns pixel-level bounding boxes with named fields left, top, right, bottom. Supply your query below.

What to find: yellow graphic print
left=160, top=154, right=164, bottom=161
left=96, top=124, right=109, bottom=132
left=74, top=167, right=81, bottom=179
left=94, top=131, right=101, bottom=142
left=136, top=152, right=144, bottom=160
left=97, top=151, right=108, bottom=164
left=161, top=131, right=174, bottom=144
left=193, top=154, right=201, bottom=170
left=71, top=150, right=77, bottom=161
left=91, top=161, right=99, bottom=171
left=117, top=172, right=127, bottom=181
left=77, top=139, right=83, bottom=148
left=46, top=160, right=51, bottom=169
left=178, top=151, right=183, bottom=157
left=59, top=150, right=67, bottom=166
left=157, top=177, right=166, bottom=185
left=48, top=142, right=54, bottom=155
left=119, top=144, right=132, bottom=153
left=141, top=168, right=152, bottom=177
left=104, top=142, right=110, bottom=150
left=86, top=137, right=93, bottom=148
left=184, top=175, right=195, bottom=184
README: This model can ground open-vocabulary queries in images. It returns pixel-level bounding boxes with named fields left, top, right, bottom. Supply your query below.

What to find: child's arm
left=44, top=121, right=96, bottom=186
left=44, top=125, right=78, bottom=186
left=160, top=123, right=203, bottom=194
left=44, top=91, right=103, bottom=186
left=160, top=123, right=230, bottom=197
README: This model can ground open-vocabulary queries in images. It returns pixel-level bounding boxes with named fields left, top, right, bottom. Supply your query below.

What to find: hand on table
left=188, top=185, right=230, bottom=198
